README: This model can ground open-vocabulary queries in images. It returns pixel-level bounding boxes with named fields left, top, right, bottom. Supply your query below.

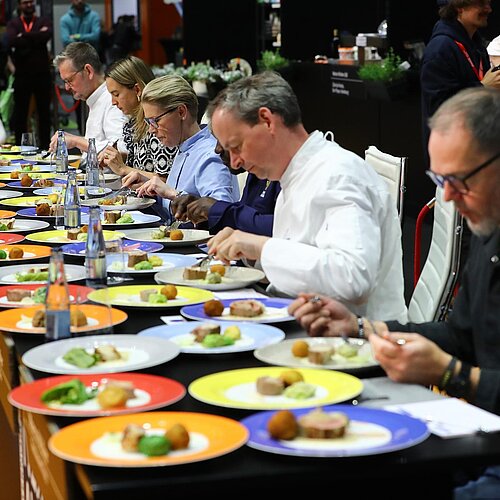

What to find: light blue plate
left=61, top=239, right=164, bottom=256
left=138, top=320, right=285, bottom=354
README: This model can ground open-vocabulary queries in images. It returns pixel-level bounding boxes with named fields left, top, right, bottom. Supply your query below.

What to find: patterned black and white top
left=123, top=120, right=177, bottom=176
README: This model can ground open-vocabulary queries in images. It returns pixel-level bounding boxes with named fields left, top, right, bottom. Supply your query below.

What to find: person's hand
left=207, top=227, right=269, bottom=264
left=99, top=145, right=127, bottom=175
left=122, top=170, right=148, bottom=189
left=481, top=67, right=500, bottom=89
left=49, top=131, right=59, bottom=152
left=185, top=197, right=217, bottom=224
left=136, top=175, right=176, bottom=199
left=370, top=330, right=451, bottom=386
left=288, top=293, right=357, bottom=337
left=170, top=194, right=199, bottom=221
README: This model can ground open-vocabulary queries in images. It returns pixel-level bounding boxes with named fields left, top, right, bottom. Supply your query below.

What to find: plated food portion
left=0, top=304, right=127, bottom=334
left=181, top=298, right=294, bottom=324
left=107, top=252, right=197, bottom=275
left=8, top=373, right=186, bottom=417
left=0, top=218, right=49, bottom=233
left=188, top=366, right=363, bottom=410
left=81, top=195, right=155, bottom=211
left=0, top=172, right=55, bottom=181
left=26, top=229, right=125, bottom=244
left=22, top=334, right=180, bottom=374
left=48, top=411, right=248, bottom=467
left=0, top=263, right=86, bottom=284
left=241, top=405, right=430, bottom=457
left=0, top=244, right=51, bottom=262
left=0, top=284, right=94, bottom=308
left=254, top=337, right=379, bottom=372
left=87, top=284, right=214, bottom=309
left=61, top=239, right=163, bottom=257
left=1, top=194, right=61, bottom=210
left=138, top=321, right=285, bottom=354
left=155, top=264, right=266, bottom=291
left=123, top=228, right=210, bottom=247
left=91, top=210, right=160, bottom=228
left=16, top=206, right=90, bottom=219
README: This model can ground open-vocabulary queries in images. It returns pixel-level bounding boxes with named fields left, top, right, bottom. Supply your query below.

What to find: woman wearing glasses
left=100, top=56, right=177, bottom=180
left=123, top=74, right=240, bottom=223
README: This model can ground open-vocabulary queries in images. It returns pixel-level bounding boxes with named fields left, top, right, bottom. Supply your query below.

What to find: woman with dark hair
left=100, top=56, right=177, bottom=180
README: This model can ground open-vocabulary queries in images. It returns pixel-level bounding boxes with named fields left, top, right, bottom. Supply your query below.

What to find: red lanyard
left=454, top=40, right=484, bottom=80
left=20, top=15, right=35, bottom=33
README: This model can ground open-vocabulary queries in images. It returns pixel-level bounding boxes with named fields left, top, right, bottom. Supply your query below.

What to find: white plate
left=83, top=210, right=161, bottom=228
left=138, top=321, right=285, bottom=354
left=0, top=263, right=86, bottom=284
left=123, top=228, right=211, bottom=247
left=22, top=334, right=180, bottom=375
left=0, top=219, right=50, bottom=233
left=254, top=337, right=379, bottom=371
left=155, top=266, right=266, bottom=291
left=0, top=165, right=56, bottom=173
left=106, top=252, right=197, bottom=274
left=0, top=190, right=24, bottom=200
left=58, top=172, right=120, bottom=183
left=81, top=197, right=156, bottom=211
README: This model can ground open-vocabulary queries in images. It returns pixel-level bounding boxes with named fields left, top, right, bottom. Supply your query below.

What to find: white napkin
left=160, top=315, right=187, bottom=325
left=385, top=398, right=500, bottom=438
left=214, top=289, right=268, bottom=300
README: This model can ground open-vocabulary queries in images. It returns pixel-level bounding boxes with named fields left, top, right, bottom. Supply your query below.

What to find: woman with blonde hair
left=124, top=74, right=240, bottom=223
left=100, top=56, right=177, bottom=179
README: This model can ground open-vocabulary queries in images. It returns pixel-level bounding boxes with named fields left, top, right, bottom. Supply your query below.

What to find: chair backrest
left=408, top=187, right=463, bottom=322
left=364, top=145, right=407, bottom=223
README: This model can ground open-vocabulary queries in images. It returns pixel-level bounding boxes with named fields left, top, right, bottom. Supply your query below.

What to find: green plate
left=87, top=284, right=214, bottom=308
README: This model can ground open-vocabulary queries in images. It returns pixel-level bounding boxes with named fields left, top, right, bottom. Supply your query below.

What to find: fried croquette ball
left=20, top=174, right=33, bottom=187
left=8, top=246, right=24, bottom=259
left=70, top=309, right=87, bottom=327
left=80, top=225, right=89, bottom=233
left=292, top=340, right=309, bottom=358
left=279, top=369, right=304, bottom=387
left=203, top=299, right=224, bottom=317
left=267, top=410, right=298, bottom=440
left=209, top=264, right=226, bottom=277
left=170, top=229, right=184, bottom=240
left=97, top=385, right=129, bottom=409
left=165, top=423, right=190, bottom=450
left=160, top=284, right=178, bottom=299
left=10, top=170, right=19, bottom=179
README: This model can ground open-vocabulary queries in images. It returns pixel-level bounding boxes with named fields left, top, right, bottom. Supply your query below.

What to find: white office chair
left=364, top=145, right=407, bottom=223
left=408, top=187, right=463, bottom=323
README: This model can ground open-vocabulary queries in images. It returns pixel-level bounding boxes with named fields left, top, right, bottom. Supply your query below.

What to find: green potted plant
left=257, top=49, right=289, bottom=72
left=358, top=48, right=408, bottom=101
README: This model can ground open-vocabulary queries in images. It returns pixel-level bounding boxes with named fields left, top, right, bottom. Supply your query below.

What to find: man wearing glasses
left=6, top=0, right=52, bottom=150
left=49, top=42, right=126, bottom=156
left=290, top=87, right=500, bottom=498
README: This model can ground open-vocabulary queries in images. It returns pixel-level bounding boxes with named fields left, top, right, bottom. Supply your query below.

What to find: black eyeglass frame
left=143, top=108, right=176, bottom=129
left=426, top=150, right=500, bottom=194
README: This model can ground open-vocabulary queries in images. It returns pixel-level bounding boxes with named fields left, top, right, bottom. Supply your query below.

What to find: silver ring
left=309, top=296, right=322, bottom=304
left=396, top=338, right=406, bottom=346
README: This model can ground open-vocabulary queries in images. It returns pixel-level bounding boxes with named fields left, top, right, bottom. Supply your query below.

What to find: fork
left=100, top=186, right=134, bottom=201
left=198, top=253, right=214, bottom=271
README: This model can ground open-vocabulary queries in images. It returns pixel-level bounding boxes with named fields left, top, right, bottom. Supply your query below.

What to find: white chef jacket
left=261, top=131, right=408, bottom=323
left=84, top=82, right=127, bottom=155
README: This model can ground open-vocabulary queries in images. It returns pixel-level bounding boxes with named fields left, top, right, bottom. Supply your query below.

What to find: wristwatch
left=444, top=360, right=471, bottom=399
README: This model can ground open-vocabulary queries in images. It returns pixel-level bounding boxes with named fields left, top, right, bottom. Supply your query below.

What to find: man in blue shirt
left=60, top=1, right=101, bottom=50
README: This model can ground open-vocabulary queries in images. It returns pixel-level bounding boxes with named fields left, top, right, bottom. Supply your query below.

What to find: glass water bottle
left=85, top=205, right=107, bottom=288
left=64, top=168, right=81, bottom=229
left=55, top=130, right=69, bottom=174
left=86, top=137, right=100, bottom=188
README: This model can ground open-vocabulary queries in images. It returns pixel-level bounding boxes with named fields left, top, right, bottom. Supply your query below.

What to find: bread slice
left=127, top=250, right=148, bottom=268
left=183, top=266, right=207, bottom=280
left=307, top=345, right=334, bottom=365
left=298, top=408, right=350, bottom=439
left=229, top=299, right=265, bottom=317
left=256, top=376, right=285, bottom=396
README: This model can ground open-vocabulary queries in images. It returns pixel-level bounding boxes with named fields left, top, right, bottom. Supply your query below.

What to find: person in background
left=6, top=0, right=52, bottom=150
left=124, top=74, right=240, bottom=223
left=420, top=0, right=500, bottom=166
left=289, top=86, right=500, bottom=499
left=171, top=142, right=280, bottom=236
left=106, top=15, right=141, bottom=65
left=50, top=42, right=127, bottom=155
left=100, top=56, right=177, bottom=180
left=487, top=34, right=500, bottom=68
left=206, top=71, right=407, bottom=322
left=60, top=0, right=101, bottom=51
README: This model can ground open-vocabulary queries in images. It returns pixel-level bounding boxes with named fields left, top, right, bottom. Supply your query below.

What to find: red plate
left=0, top=284, right=95, bottom=308
left=8, top=372, right=186, bottom=417
left=0, top=232, right=25, bottom=244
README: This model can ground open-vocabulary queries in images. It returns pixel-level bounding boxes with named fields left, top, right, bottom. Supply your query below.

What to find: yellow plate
left=0, top=172, right=55, bottom=181
left=188, top=366, right=363, bottom=410
left=0, top=244, right=52, bottom=262
left=0, top=304, right=128, bottom=334
left=0, top=195, right=58, bottom=207
left=26, top=229, right=125, bottom=244
left=88, top=284, right=214, bottom=308
left=48, top=411, right=248, bottom=467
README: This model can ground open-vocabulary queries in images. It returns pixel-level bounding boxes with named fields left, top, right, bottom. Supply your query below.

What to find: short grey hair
left=429, top=87, right=500, bottom=155
left=54, top=42, right=102, bottom=74
left=206, top=71, right=302, bottom=127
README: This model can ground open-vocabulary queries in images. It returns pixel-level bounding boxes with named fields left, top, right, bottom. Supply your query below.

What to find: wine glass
left=21, top=132, right=36, bottom=158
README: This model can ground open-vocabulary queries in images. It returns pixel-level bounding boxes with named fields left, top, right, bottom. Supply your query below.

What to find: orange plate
left=48, top=411, right=248, bottom=467
left=0, top=244, right=51, bottom=262
left=0, top=304, right=128, bottom=334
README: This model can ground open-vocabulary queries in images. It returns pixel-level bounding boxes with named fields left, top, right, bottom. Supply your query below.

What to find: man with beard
left=289, top=86, right=500, bottom=498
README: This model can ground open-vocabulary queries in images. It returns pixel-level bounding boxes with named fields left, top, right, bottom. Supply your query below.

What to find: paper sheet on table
left=214, top=289, right=268, bottom=300
left=385, top=398, right=500, bottom=438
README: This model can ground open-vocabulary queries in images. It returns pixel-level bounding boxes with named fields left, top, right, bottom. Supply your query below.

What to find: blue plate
left=138, top=321, right=285, bottom=354
left=106, top=252, right=197, bottom=274
left=61, top=239, right=164, bottom=256
left=16, top=207, right=90, bottom=219
left=181, top=297, right=294, bottom=324
left=241, top=405, right=430, bottom=457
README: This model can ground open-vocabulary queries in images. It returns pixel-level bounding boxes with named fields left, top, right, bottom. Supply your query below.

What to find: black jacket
left=420, top=19, right=489, bottom=163
left=388, top=228, right=500, bottom=414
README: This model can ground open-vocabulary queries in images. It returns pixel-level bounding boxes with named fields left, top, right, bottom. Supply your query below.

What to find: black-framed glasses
left=62, top=68, right=84, bottom=87
left=426, top=150, right=500, bottom=194
left=144, top=108, right=176, bottom=129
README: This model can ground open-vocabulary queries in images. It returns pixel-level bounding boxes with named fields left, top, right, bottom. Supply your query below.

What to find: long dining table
left=2, top=176, right=500, bottom=500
